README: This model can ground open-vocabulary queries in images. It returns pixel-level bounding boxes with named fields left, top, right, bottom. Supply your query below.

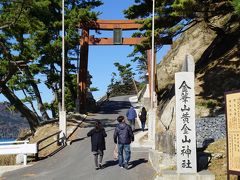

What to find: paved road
left=3, top=95, right=155, bottom=180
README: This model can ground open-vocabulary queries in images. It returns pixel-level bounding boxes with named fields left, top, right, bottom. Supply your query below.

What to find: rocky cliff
left=156, top=13, right=240, bottom=138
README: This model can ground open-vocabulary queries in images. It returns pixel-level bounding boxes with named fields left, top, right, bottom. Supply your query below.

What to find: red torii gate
left=78, top=20, right=170, bottom=113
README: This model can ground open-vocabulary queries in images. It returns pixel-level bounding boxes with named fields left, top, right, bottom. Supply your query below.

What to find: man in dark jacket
left=113, top=115, right=134, bottom=169
left=87, top=120, right=107, bottom=170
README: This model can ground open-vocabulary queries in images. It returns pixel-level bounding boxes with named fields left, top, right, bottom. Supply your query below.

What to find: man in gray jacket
left=114, top=115, right=134, bottom=169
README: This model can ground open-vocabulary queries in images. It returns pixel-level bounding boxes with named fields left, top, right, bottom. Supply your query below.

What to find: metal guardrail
left=0, top=140, right=29, bottom=145
left=0, top=140, right=37, bottom=165
left=35, top=130, right=65, bottom=160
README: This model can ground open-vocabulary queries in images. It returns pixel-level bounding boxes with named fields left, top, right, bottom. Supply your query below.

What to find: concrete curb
left=128, top=96, right=151, bottom=149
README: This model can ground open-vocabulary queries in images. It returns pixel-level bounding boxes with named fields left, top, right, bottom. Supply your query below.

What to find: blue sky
left=0, top=0, right=170, bottom=110
left=90, top=0, right=170, bottom=99
left=90, top=0, right=139, bottom=99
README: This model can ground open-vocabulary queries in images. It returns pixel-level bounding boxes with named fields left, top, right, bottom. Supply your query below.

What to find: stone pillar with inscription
left=160, top=54, right=215, bottom=180
left=176, top=54, right=197, bottom=173
left=175, top=72, right=197, bottom=173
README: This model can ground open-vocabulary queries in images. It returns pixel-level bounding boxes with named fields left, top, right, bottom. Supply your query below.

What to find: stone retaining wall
left=196, top=114, right=226, bottom=148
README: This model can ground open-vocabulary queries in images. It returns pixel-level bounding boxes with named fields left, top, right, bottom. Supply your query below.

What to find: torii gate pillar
left=79, top=28, right=89, bottom=113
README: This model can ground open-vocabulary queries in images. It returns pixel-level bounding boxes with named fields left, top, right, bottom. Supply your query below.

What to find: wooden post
left=79, top=28, right=89, bottom=113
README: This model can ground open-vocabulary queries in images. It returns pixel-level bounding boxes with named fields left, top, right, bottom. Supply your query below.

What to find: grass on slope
left=205, top=139, right=239, bottom=180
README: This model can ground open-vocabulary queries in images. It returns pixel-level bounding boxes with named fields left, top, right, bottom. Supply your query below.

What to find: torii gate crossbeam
left=78, top=20, right=171, bottom=113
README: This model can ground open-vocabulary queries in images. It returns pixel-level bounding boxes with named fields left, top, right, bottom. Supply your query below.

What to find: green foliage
left=113, top=62, right=135, bottom=84
left=0, top=0, right=103, bottom=121
left=128, top=50, right=148, bottom=81
left=109, top=84, right=136, bottom=97
left=0, top=60, right=9, bottom=78
left=171, top=0, right=196, bottom=16
left=65, top=86, right=75, bottom=112
left=137, top=82, right=146, bottom=91
left=124, top=0, right=236, bottom=56
left=90, top=87, right=99, bottom=92
left=197, top=100, right=218, bottom=109
left=108, top=62, right=137, bottom=96
left=232, top=0, right=240, bottom=14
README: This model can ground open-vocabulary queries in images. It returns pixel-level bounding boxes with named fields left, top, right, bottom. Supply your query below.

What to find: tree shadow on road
left=97, top=100, right=131, bottom=115
left=128, top=158, right=148, bottom=169
left=82, top=118, right=118, bottom=128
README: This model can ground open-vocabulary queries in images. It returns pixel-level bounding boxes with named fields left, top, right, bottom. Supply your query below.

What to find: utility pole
left=150, top=0, right=155, bottom=109
left=59, top=0, right=66, bottom=144
left=76, top=45, right=80, bottom=113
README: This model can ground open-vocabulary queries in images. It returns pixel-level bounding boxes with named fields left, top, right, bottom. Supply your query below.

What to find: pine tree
left=0, top=0, right=102, bottom=132
left=108, top=62, right=138, bottom=96
left=124, top=0, right=237, bottom=54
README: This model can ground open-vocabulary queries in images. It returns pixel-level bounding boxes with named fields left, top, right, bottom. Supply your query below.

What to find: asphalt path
left=3, top=95, right=155, bottom=180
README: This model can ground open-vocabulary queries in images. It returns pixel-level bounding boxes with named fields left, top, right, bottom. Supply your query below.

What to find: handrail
left=37, top=131, right=61, bottom=144
left=96, top=94, right=108, bottom=106
left=67, top=116, right=86, bottom=140
left=0, top=140, right=29, bottom=145
left=138, top=84, right=147, bottom=101
left=35, top=114, right=86, bottom=160
left=35, top=130, right=64, bottom=160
